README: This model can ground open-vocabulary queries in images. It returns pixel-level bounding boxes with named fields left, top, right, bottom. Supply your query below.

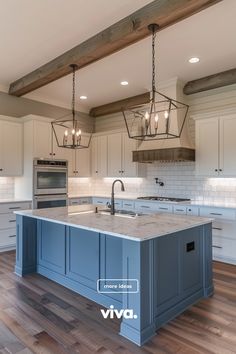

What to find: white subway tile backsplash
left=0, top=178, right=14, bottom=199
left=67, top=162, right=236, bottom=204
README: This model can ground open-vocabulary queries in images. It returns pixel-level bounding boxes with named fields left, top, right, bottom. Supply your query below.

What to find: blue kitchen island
left=15, top=205, right=213, bottom=346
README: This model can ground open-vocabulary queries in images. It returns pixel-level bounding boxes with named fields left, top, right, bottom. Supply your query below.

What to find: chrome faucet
left=111, top=179, right=125, bottom=215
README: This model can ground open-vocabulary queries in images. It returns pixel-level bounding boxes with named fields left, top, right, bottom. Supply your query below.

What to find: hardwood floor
left=0, top=252, right=236, bottom=354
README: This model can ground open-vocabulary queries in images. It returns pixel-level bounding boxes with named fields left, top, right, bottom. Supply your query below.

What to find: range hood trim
left=133, top=147, right=195, bottom=163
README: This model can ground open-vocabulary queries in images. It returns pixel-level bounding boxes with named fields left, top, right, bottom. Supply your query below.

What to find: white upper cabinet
left=195, top=118, right=219, bottom=176
left=69, top=147, right=91, bottom=177
left=91, top=135, right=107, bottom=177
left=107, top=132, right=146, bottom=177
left=107, top=133, right=122, bottom=177
left=195, top=113, right=236, bottom=176
left=33, top=120, right=52, bottom=158
left=219, top=114, right=236, bottom=176
left=0, top=119, right=23, bottom=176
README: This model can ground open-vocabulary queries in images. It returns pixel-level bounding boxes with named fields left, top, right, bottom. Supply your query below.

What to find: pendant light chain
left=152, top=28, right=157, bottom=94
left=72, top=66, right=76, bottom=118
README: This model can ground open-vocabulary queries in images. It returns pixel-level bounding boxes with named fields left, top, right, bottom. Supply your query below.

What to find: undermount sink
left=99, top=209, right=143, bottom=218
left=68, top=208, right=143, bottom=218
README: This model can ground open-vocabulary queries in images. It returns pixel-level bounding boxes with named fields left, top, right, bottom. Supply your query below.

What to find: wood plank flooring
left=0, top=251, right=236, bottom=354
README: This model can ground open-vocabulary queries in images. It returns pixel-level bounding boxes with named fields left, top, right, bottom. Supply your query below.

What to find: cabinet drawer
left=212, top=235, right=236, bottom=261
left=186, top=206, right=199, bottom=216
left=0, top=229, right=16, bottom=247
left=122, top=200, right=135, bottom=211
left=212, top=220, right=236, bottom=240
left=199, top=207, right=236, bottom=220
left=0, top=213, right=16, bottom=230
left=0, top=202, right=31, bottom=214
left=135, top=202, right=155, bottom=212
left=92, top=197, right=110, bottom=206
left=157, top=204, right=173, bottom=213
left=173, top=205, right=187, bottom=215
left=69, top=197, right=92, bottom=206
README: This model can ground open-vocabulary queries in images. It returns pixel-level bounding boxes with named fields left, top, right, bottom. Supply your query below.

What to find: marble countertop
left=15, top=204, right=212, bottom=242
left=0, top=198, right=32, bottom=204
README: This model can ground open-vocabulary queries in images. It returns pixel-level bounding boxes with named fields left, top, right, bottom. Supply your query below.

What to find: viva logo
left=101, top=305, right=138, bottom=319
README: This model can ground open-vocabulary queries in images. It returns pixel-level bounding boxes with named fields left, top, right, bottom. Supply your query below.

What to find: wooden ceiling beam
left=9, top=0, right=221, bottom=97
left=90, top=92, right=150, bottom=117
left=183, top=68, right=236, bottom=95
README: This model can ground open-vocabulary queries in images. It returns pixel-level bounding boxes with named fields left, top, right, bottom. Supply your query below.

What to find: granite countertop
left=15, top=204, right=212, bottom=242
left=0, top=198, right=32, bottom=204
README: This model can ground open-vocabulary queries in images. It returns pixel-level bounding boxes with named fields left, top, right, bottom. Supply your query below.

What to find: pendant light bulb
left=145, top=112, right=149, bottom=120
left=76, top=129, right=81, bottom=137
left=72, top=128, right=75, bottom=135
left=164, top=111, right=169, bottom=119
left=64, top=130, right=68, bottom=137
left=155, top=114, right=159, bottom=122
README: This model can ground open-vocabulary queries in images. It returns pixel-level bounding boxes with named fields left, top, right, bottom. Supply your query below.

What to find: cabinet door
left=122, top=133, right=137, bottom=177
left=195, top=118, right=219, bottom=176
left=74, top=147, right=91, bottom=177
left=33, top=120, right=52, bottom=158
left=107, top=133, right=122, bottom=177
left=219, top=114, right=236, bottom=176
left=0, top=121, right=22, bottom=176
left=91, top=136, right=107, bottom=177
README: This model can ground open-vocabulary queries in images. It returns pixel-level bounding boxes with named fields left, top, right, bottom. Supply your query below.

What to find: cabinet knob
left=0, top=168, right=3, bottom=171
left=95, top=171, right=98, bottom=173
left=53, top=153, right=56, bottom=156
left=219, top=169, right=222, bottom=172
left=215, top=169, right=218, bottom=172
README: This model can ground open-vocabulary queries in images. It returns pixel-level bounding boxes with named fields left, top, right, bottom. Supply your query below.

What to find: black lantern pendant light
left=122, top=24, right=189, bottom=141
left=51, top=64, right=92, bottom=149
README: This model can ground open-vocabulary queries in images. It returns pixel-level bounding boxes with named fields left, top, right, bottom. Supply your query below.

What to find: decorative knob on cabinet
left=215, top=169, right=218, bottom=172
left=0, top=168, right=2, bottom=171
left=219, top=169, right=222, bottom=172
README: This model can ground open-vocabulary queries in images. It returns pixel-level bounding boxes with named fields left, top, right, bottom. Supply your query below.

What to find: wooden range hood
left=133, top=147, right=195, bottom=163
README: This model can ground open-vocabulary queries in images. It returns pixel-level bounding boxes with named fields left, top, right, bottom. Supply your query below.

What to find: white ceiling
left=0, top=0, right=236, bottom=112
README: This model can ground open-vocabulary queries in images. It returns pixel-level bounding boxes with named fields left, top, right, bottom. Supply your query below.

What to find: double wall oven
left=33, top=159, right=68, bottom=209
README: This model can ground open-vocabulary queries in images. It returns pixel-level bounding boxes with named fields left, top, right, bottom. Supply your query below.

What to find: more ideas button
left=97, top=279, right=139, bottom=293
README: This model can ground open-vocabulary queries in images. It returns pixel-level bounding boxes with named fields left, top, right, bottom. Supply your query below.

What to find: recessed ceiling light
left=80, top=95, right=87, bottom=100
left=189, top=57, right=200, bottom=64
left=120, top=81, right=129, bottom=86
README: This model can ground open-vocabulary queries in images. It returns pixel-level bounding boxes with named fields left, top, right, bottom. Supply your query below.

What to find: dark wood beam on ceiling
left=90, top=92, right=150, bottom=117
left=183, top=68, right=236, bottom=95
left=9, top=0, right=222, bottom=97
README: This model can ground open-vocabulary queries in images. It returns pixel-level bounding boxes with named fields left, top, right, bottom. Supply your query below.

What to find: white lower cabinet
left=199, top=206, right=236, bottom=265
left=0, top=201, right=31, bottom=251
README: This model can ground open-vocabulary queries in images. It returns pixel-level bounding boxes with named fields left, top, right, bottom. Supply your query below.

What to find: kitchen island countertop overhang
left=14, top=205, right=213, bottom=346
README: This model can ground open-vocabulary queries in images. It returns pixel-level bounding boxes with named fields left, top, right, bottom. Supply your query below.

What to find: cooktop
left=137, top=196, right=191, bottom=203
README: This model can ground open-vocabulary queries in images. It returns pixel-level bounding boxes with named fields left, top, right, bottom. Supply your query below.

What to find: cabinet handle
left=175, top=209, right=184, bottom=212
left=159, top=207, right=168, bottom=210
left=212, top=227, right=223, bottom=231
left=212, top=245, right=222, bottom=249
left=210, top=213, right=222, bottom=216
left=188, top=209, right=192, bottom=211
left=9, top=235, right=16, bottom=238
left=140, top=205, right=150, bottom=209
left=97, top=201, right=103, bottom=204
left=9, top=220, right=16, bottom=223
left=9, top=206, right=21, bottom=210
